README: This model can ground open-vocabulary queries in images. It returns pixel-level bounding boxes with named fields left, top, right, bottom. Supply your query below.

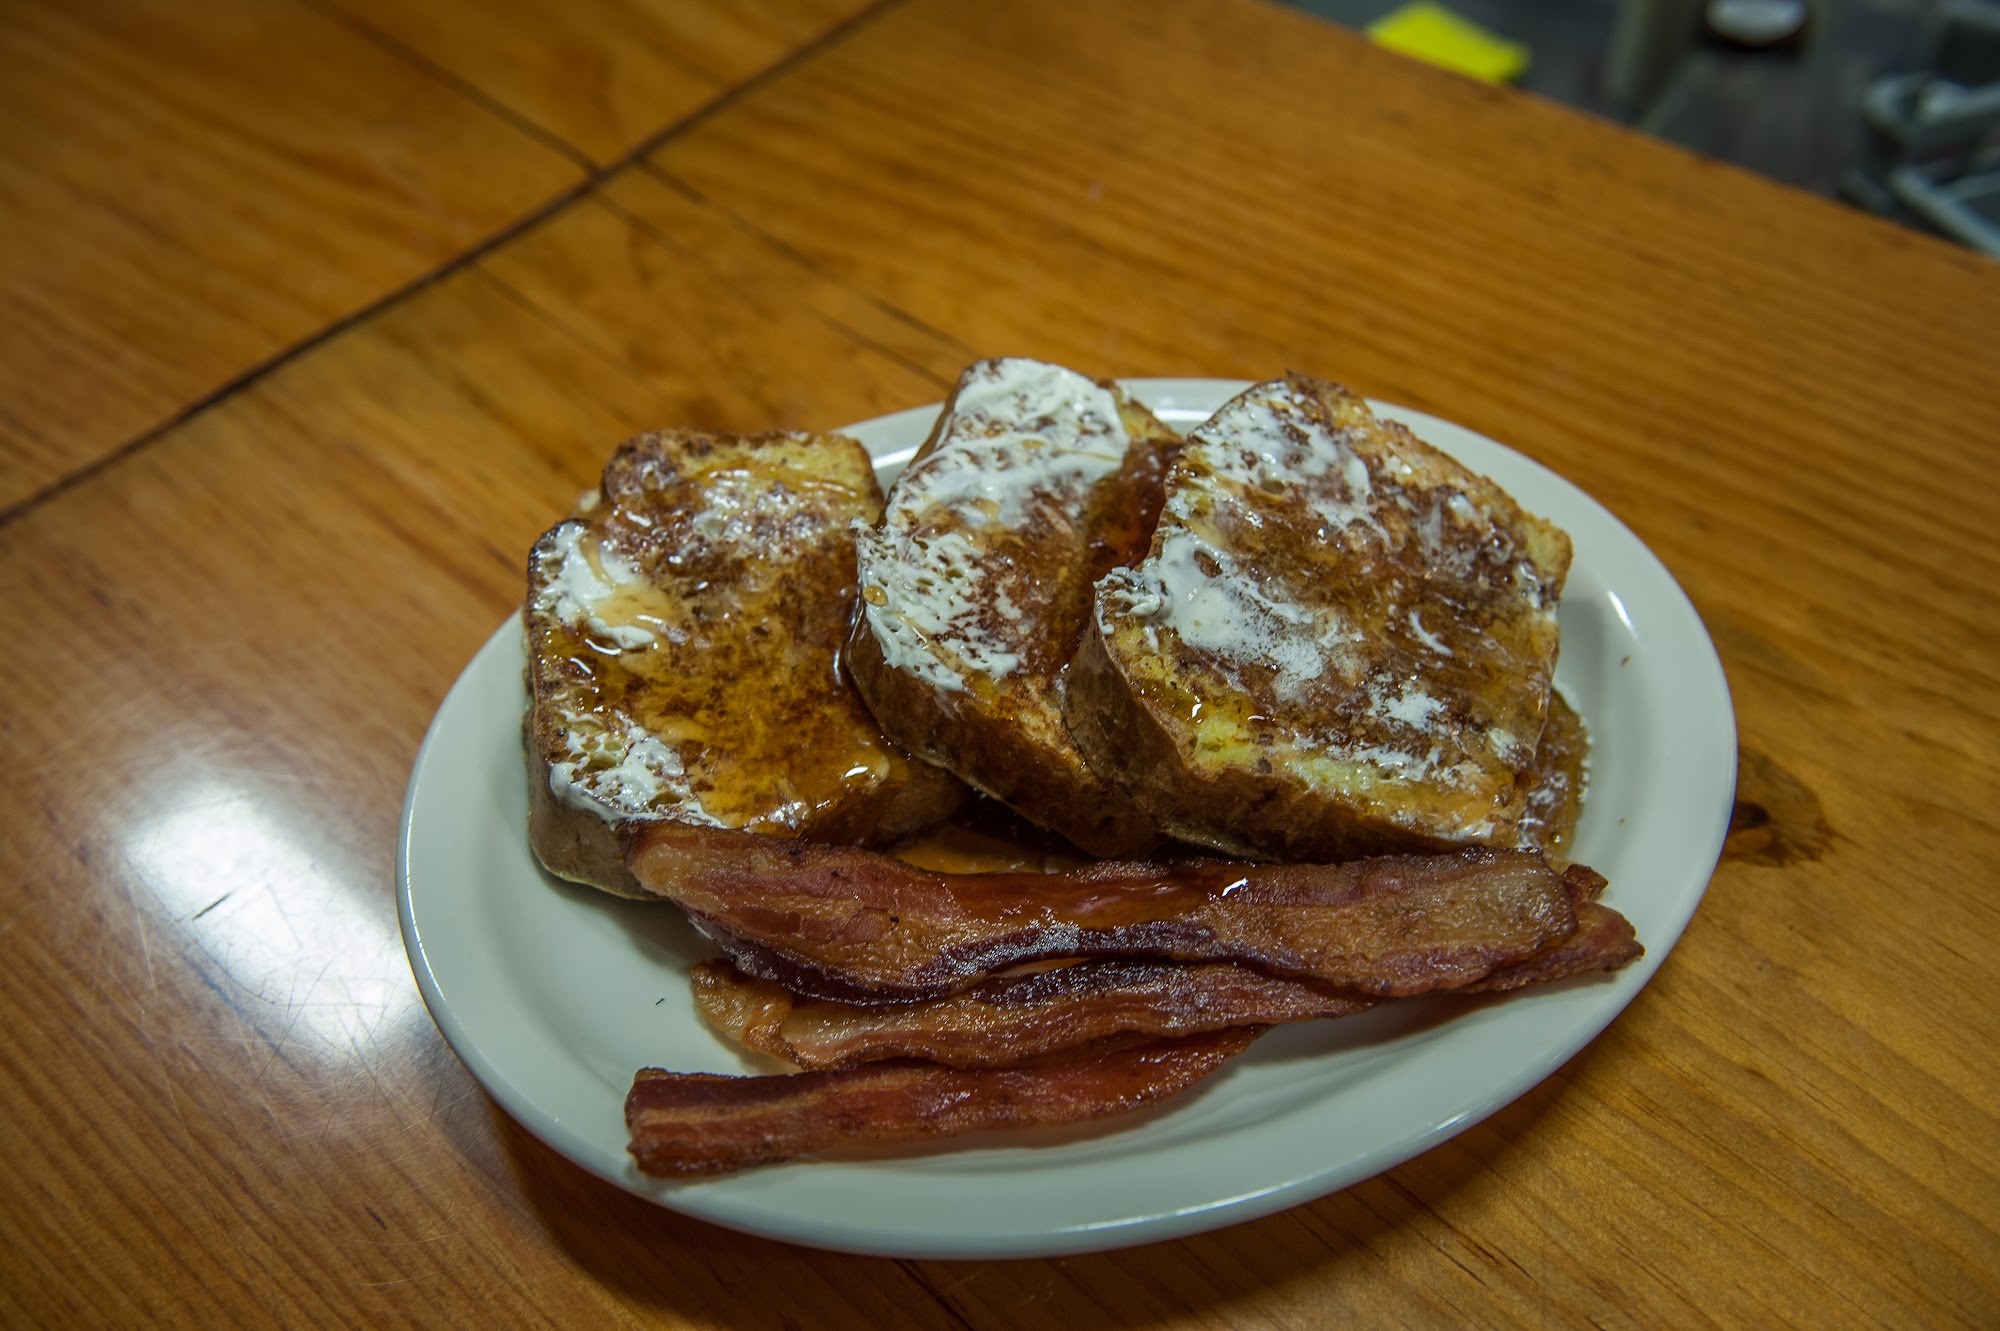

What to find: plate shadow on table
left=483, top=1105, right=919, bottom=1329
left=474, top=1038, right=1617, bottom=1328
left=968, top=1058, right=1618, bottom=1328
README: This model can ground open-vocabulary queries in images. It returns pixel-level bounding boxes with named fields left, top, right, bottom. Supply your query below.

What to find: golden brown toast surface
left=847, top=358, right=1180, bottom=856
left=1068, top=375, right=1573, bottom=862
left=526, top=429, right=963, bottom=896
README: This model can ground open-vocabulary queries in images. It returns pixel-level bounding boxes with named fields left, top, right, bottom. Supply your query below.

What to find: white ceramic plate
left=398, top=379, right=1736, bottom=1259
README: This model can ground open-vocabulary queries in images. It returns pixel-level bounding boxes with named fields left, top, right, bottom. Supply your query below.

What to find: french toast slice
left=846, top=358, right=1181, bottom=856
left=1067, top=375, right=1573, bottom=862
left=525, top=429, right=965, bottom=898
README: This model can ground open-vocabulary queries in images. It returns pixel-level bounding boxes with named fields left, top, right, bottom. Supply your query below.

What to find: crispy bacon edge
left=624, top=1027, right=1262, bottom=1177
left=691, top=958, right=1366, bottom=1068
left=626, top=823, right=1585, bottom=1002
left=625, top=834, right=1641, bottom=1173
left=690, top=896, right=1639, bottom=1069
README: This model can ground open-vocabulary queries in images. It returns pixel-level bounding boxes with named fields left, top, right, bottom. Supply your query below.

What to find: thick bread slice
left=526, top=429, right=965, bottom=897
left=847, top=358, right=1181, bottom=856
left=1067, top=375, right=1573, bottom=862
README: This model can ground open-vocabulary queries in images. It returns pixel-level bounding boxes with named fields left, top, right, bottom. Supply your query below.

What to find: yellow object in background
left=1366, top=2, right=1530, bottom=84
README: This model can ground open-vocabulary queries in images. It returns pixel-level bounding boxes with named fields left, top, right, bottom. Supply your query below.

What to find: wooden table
left=4, top=0, right=1995, bottom=1324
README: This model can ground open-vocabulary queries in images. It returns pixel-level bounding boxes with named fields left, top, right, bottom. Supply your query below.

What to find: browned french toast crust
left=847, top=359, right=1181, bottom=857
left=1069, top=375, right=1573, bottom=862
left=525, top=428, right=963, bottom=896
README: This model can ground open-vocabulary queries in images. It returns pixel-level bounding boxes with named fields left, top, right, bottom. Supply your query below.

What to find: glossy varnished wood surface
left=0, top=230, right=950, bottom=1331
left=317, top=0, right=884, bottom=164
left=1, top=0, right=1995, bottom=1325
left=0, top=0, right=580, bottom=511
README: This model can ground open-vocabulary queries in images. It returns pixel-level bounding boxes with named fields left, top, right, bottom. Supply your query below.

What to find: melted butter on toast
left=847, top=358, right=1179, bottom=856
left=527, top=433, right=944, bottom=840
left=1077, top=376, right=1573, bottom=859
left=856, top=359, right=1141, bottom=692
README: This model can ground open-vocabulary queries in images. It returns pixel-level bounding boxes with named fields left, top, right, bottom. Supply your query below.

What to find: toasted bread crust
left=525, top=429, right=964, bottom=896
left=526, top=716, right=649, bottom=897
left=1068, top=376, right=1572, bottom=862
left=847, top=359, right=1180, bottom=856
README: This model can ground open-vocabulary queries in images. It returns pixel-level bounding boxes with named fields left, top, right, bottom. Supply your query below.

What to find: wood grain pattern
left=2, top=0, right=1997, bottom=1324
left=317, top=0, right=883, bottom=164
left=483, top=166, right=961, bottom=416
left=0, top=188, right=955, bottom=1328
left=0, top=0, right=582, bottom=512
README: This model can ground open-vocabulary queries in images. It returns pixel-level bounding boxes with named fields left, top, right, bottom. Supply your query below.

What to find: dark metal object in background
left=1285, top=0, right=1997, bottom=254
left=1843, top=2, right=2000, bottom=253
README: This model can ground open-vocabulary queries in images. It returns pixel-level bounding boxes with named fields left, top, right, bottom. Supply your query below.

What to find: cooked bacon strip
left=1558, top=863, right=1610, bottom=905
left=625, top=824, right=1583, bottom=1002
left=692, top=892, right=1641, bottom=1069
left=692, top=958, right=1367, bottom=1068
left=624, top=1027, right=1261, bottom=1176
left=1459, top=902, right=1640, bottom=992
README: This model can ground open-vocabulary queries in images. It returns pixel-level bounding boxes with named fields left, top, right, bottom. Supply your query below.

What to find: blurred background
left=1287, top=0, right=2000, bottom=254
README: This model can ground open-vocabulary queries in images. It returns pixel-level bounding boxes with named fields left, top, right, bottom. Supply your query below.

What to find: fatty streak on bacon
left=690, top=895, right=1640, bottom=1069
left=624, top=1027, right=1261, bottom=1176
left=691, top=957, right=1368, bottom=1069
left=625, top=823, right=1583, bottom=1003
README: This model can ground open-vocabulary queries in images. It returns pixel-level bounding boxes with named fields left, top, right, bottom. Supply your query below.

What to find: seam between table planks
left=295, top=0, right=598, bottom=173
left=601, top=166, right=971, bottom=386
left=0, top=0, right=913, bottom=534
